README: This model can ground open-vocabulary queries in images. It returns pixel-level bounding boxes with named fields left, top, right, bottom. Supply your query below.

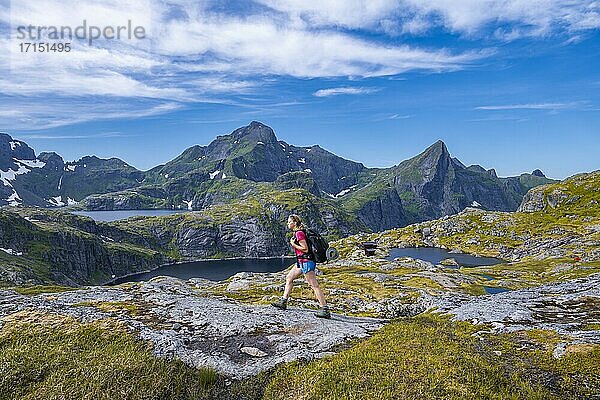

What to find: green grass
left=468, top=259, right=600, bottom=289
left=0, top=312, right=217, bottom=400
left=13, top=285, right=77, bottom=296
left=263, top=313, right=600, bottom=400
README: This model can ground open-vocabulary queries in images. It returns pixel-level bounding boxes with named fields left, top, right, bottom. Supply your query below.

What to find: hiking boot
left=315, top=307, right=331, bottom=319
left=271, top=298, right=288, bottom=310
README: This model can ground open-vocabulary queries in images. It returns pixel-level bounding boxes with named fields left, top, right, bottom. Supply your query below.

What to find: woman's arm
left=296, top=239, right=309, bottom=253
left=290, top=236, right=309, bottom=253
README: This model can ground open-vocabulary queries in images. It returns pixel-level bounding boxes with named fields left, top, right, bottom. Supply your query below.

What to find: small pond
left=386, top=247, right=504, bottom=267
left=72, top=209, right=190, bottom=222
left=110, top=256, right=296, bottom=284
left=483, top=286, right=511, bottom=294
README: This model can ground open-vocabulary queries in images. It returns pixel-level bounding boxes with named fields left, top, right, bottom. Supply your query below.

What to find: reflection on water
left=111, top=256, right=296, bottom=284
left=483, top=286, right=510, bottom=294
left=386, top=247, right=504, bottom=267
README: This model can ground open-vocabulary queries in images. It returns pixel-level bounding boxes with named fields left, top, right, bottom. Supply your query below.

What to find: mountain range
left=0, top=122, right=554, bottom=231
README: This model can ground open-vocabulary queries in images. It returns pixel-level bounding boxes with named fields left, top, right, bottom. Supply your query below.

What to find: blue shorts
left=297, top=260, right=316, bottom=274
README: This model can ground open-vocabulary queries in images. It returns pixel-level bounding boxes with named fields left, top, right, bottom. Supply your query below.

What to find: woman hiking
left=271, top=214, right=331, bottom=319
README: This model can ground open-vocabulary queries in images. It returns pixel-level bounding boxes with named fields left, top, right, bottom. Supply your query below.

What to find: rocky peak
left=230, top=121, right=277, bottom=144
left=423, top=139, right=448, bottom=155
left=38, top=152, right=64, bottom=163
left=410, top=140, right=452, bottom=180
left=37, top=152, right=65, bottom=171
left=532, top=169, right=546, bottom=178
left=0, top=132, right=36, bottom=169
left=71, top=155, right=137, bottom=171
left=466, top=165, right=486, bottom=173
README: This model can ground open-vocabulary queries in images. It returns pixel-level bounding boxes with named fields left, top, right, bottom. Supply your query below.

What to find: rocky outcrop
left=0, top=277, right=384, bottom=379
left=273, top=171, right=321, bottom=196
left=517, top=185, right=548, bottom=212
left=0, top=133, right=35, bottom=170
left=518, top=186, right=577, bottom=213
left=0, top=208, right=168, bottom=286
left=438, top=273, right=600, bottom=343
left=80, top=187, right=169, bottom=210
left=174, top=218, right=288, bottom=258
left=518, top=171, right=598, bottom=213
left=356, top=188, right=407, bottom=231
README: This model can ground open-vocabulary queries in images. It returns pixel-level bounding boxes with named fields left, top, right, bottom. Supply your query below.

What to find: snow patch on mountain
left=0, top=248, right=22, bottom=256
left=9, top=141, right=22, bottom=150
left=15, top=159, right=45, bottom=169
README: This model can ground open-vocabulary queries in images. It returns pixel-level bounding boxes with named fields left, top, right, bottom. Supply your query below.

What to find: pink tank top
left=293, top=230, right=310, bottom=263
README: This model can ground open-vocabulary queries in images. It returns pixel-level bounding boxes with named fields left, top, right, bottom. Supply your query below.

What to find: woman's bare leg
left=283, top=265, right=303, bottom=299
left=304, top=271, right=327, bottom=307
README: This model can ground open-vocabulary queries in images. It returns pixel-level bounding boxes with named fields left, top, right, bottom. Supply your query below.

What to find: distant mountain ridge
left=0, top=122, right=556, bottom=230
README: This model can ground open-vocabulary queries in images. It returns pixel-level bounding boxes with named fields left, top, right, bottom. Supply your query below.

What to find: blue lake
left=483, top=286, right=511, bottom=294
left=386, top=247, right=504, bottom=267
left=72, top=209, right=189, bottom=222
left=385, top=247, right=510, bottom=294
left=111, top=257, right=296, bottom=284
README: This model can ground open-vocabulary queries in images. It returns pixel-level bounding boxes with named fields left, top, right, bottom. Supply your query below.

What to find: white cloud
left=153, top=15, right=481, bottom=78
left=255, top=0, right=401, bottom=30
left=1, top=0, right=597, bottom=130
left=388, top=113, right=412, bottom=119
left=313, top=87, right=380, bottom=97
left=257, top=0, right=600, bottom=38
left=0, top=100, right=182, bottom=130
left=0, top=0, right=484, bottom=131
left=17, top=132, right=127, bottom=140
left=407, top=0, right=600, bottom=37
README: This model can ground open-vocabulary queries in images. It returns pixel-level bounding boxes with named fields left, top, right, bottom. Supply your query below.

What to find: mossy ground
left=12, top=285, right=77, bottom=296
left=263, top=313, right=599, bottom=400
left=1, top=309, right=597, bottom=400
left=0, top=312, right=217, bottom=400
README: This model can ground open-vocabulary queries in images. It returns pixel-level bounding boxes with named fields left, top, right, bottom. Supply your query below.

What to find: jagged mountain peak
left=425, top=139, right=448, bottom=153
left=37, top=152, right=65, bottom=169
left=229, top=121, right=277, bottom=144
left=408, top=139, right=451, bottom=169
left=414, top=140, right=451, bottom=165
left=0, top=132, right=36, bottom=170
left=532, top=169, right=546, bottom=178
left=0, top=132, right=29, bottom=150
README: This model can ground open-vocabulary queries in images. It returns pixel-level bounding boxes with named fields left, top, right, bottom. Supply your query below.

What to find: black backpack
left=298, top=228, right=329, bottom=263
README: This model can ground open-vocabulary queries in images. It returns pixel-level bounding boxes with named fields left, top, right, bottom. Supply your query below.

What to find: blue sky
left=1, top=1, right=599, bottom=179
